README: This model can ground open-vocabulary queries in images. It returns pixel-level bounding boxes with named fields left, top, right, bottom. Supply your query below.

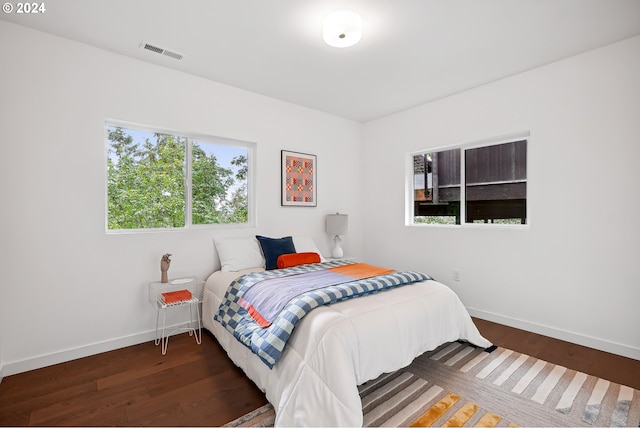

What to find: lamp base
left=332, top=235, right=343, bottom=259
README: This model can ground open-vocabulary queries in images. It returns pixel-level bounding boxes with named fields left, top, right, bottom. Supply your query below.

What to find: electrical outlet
left=453, top=269, right=461, bottom=281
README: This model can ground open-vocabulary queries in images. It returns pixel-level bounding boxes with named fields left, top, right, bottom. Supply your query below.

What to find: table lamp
left=326, top=213, right=348, bottom=258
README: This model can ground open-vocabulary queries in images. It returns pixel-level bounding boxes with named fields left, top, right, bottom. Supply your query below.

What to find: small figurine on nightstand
left=160, top=253, right=172, bottom=283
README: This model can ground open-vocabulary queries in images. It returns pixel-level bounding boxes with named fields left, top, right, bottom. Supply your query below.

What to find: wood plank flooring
left=0, top=332, right=267, bottom=426
left=1, top=319, right=638, bottom=426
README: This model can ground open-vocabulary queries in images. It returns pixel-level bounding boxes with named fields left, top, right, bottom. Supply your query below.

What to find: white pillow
left=214, top=236, right=265, bottom=271
left=292, top=235, right=327, bottom=262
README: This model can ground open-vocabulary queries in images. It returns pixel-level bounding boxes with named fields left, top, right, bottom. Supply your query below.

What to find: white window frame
left=105, top=119, right=257, bottom=234
left=406, top=131, right=530, bottom=229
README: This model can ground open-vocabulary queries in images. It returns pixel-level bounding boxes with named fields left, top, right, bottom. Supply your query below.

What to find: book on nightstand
left=161, top=289, right=193, bottom=304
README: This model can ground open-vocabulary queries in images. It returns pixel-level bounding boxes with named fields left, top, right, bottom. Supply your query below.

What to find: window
left=413, top=148, right=461, bottom=225
left=106, top=122, right=254, bottom=232
left=410, top=136, right=527, bottom=226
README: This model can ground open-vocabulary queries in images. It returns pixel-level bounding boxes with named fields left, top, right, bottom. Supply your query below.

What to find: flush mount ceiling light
left=322, top=11, right=362, bottom=48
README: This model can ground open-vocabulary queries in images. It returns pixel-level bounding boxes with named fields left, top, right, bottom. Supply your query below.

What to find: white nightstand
left=149, top=277, right=205, bottom=355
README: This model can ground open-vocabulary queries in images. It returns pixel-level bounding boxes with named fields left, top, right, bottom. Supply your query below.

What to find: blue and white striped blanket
left=214, top=260, right=431, bottom=368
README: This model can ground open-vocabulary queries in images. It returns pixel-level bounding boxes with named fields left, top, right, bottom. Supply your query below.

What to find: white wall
left=0, top=20, right=364, bottom=375
left=363, top=36, right=640, bottom=359
left=0, top=326, right=3, bottom=382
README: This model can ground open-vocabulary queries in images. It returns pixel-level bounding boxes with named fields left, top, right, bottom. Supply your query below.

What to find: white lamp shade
left=326, top=213, right=348, bottom=236
left=323, top=11, right=362, bottom=48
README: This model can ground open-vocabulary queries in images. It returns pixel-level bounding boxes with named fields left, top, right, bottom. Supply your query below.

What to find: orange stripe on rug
left=328, top=263, right=395, bottom=279
left=474, top=412, right=502, bottom=427
left=410, top=392, right=460, bottom=427
left=442, top=401, right=478, bottom=427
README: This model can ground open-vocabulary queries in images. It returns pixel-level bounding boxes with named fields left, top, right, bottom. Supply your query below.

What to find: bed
left=202, top=236, right=492, bottom=427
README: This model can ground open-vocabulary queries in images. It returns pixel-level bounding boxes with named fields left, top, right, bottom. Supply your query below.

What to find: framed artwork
left=281, top=150, right=317, bottom=206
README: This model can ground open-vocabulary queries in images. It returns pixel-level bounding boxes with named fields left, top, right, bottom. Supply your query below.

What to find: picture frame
left=281, top=150, right=317, bottom=207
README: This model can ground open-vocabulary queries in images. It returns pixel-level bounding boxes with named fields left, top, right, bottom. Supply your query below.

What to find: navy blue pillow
left=256, top=235, right=296, bottom=270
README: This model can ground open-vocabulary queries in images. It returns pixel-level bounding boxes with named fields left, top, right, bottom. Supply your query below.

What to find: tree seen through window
left=106, top=125, right=249, bottom=230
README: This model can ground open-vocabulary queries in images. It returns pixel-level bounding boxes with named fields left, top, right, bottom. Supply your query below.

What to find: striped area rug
left=225, top=342, right=640, bottom=427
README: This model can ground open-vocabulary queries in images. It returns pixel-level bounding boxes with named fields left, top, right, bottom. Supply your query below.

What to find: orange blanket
left=328, top=263, right=395, bottom=278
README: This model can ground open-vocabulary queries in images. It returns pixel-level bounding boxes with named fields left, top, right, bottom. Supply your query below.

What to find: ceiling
left=3, top=0, right=640, bottom=122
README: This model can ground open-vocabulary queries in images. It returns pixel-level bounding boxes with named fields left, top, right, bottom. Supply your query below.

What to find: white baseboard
left=2, top=315, right=207, bottom=378
left=2, top=330, right=157, bottom=377
left=468, top=307, right=640, bottom=361
left=4, top=311, right=638, bottom=378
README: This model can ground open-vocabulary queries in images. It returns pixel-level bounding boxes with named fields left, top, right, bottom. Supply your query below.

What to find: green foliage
left=191, top=144, right=248, bottom=224
left=414, top=216, right=457, bottom=225
left=107, top=127, right=248, bottom=230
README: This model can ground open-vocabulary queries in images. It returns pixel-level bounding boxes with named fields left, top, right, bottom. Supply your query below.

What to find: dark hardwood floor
left=0, top=332, right=267, bottom=427
left=1, top=319, right=638, bottom=426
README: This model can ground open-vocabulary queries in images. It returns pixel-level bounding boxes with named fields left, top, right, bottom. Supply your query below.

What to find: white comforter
left=202, top=268, right=492, bottom=427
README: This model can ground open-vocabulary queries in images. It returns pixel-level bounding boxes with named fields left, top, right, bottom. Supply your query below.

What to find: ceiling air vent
left=140, top=41, right=184, bottom=61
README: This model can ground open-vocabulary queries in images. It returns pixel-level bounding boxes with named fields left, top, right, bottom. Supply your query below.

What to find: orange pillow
left=277, top=252, right=321, bottom=269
